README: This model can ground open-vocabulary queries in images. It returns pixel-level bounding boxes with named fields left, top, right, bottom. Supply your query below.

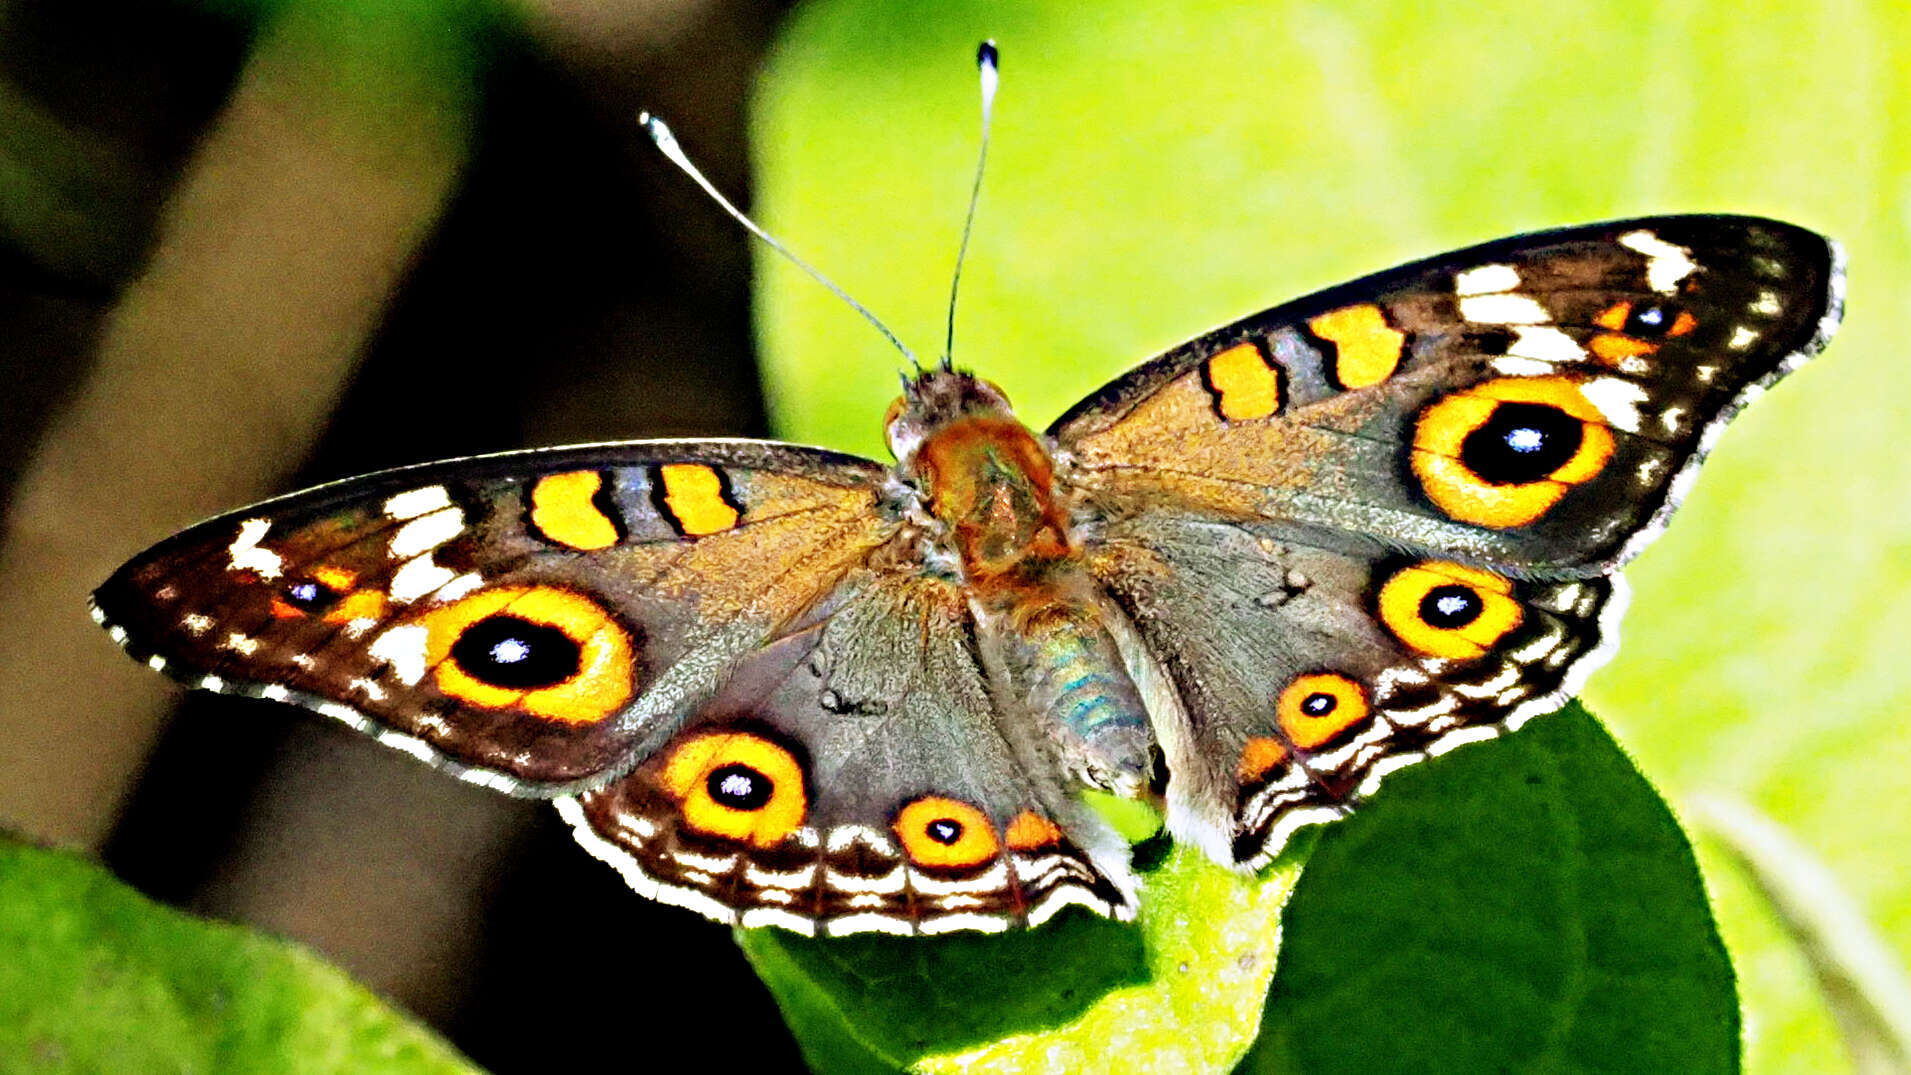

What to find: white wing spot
left=1729, top=326, right=1759, bottom=349
left=383, top=486, right=454, bottom=521
left=1455, top=263, right=1520, bottom=295
left=1507, top=325, right=1586, bottom=362
left=389, top=556, right=456, bottom=603
left=228, top=518, right=283, bottom=579
left=1578, top=377, right=1649, bottom=432
left=1618, top=230, right=1699, bottom=294
left=1459, top=293, right=1552, bottom=325
left=389, top=506, right=465, bottom=559
left=368, top=623, right=430, bottom=685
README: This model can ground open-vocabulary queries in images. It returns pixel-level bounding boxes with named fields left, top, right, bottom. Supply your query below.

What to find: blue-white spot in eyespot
left=490, top=637, right=531, bottom=665
left=1506, top=427, right=1545, bottom=453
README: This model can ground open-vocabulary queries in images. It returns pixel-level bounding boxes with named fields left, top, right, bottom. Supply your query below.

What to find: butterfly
left=93, top=214, right=1842, bottom=937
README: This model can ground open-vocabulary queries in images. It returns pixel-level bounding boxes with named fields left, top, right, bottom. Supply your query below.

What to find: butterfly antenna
left=942, top=40, right=999, bottom=372
left=639, top=111, right=922, bottom=370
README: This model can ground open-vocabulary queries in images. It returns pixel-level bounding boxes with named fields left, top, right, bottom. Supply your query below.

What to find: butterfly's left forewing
left=93, top=441, right=897, bottom=794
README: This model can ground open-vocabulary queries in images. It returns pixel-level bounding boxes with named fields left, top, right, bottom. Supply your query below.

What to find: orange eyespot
left=1004, top=811, right=1064, bottom=850
left=1237, top=737, right=1291, bottom=783
left=1593, top=301, right=1632, bottom=331
left=894, top=797, right=1001, bottom=869
left=659, top=731, right=808, bottom=848
left=415, top=586, right=636, bottom=724
left=1410, top=375, right=1616, bottom=529
left=1276, top=673, right=1373, bottom=750
left=1376, top=561, right=1524, bottom=660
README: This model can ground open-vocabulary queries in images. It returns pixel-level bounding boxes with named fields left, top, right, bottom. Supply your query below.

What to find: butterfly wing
left=560, top=569, right=1137, bottom=935
left=1053, top=215, right=1842, bottom=574
left=93, top=440, right=897, bottom=794
left=1091, top=513, right=1619, bottom=867
left=1052, top=216, right=1842, bottom=862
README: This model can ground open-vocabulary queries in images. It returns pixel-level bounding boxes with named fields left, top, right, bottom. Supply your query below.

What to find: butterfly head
left=883, top=367, right=1017, bottom=466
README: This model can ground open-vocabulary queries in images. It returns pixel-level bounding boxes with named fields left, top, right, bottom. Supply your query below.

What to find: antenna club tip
left=977, top=40, right=998, bottom=67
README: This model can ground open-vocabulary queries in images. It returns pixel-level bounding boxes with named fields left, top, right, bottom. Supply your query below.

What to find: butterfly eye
left=449, top=615, right=580, bottom=691
left=1594, top=299, right=1698, bottom=339
left=882, top=394, right=909, bottom=432
left=271, top=570, right=352, bottom=618
left=281, top=579, right=338, bottom=610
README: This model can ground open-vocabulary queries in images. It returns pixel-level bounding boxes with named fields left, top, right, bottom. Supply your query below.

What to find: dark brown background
left=0, top=0, right=811, bottom=1067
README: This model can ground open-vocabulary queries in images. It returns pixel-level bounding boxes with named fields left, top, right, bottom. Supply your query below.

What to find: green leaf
left=0, top=836, right=481, bottom=1074
left=1241, top=704, right=1737, bottom=1074
left=739, top=840, right=1309, bottom=1074
left=753, top=3, right=1909, bottom=1071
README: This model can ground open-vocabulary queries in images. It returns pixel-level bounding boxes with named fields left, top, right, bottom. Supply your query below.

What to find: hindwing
left=561, top=570, right=1137, bottom=935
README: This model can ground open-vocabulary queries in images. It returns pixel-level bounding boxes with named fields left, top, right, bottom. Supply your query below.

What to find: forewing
left=93, top=440, right=896, bottom=794
left=1052, top=216, right=1842, bottom=574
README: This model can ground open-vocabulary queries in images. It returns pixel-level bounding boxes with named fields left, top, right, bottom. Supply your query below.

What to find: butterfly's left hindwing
left=93, top=441, right=897, bottom=793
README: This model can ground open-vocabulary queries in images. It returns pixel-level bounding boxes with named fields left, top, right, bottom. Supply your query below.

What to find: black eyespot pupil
left=1301, top=692, right=1337, bottom=716
left=1459, top=402, right=1583, bottom=485
left=283, top=579, right=337, bottom=609
left=926, top=819, right=964, bottom=845
left=707, top=764, right=772, bottom=811
left=1420, top=585, right=1483, bottom=628
left=449, top=614, right=580, bottom=690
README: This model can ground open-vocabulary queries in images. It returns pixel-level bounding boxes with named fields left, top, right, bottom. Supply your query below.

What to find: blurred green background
left=755, top=3, right=1911, bottom=1072
left=1, top=0, right=1906, bottom=1072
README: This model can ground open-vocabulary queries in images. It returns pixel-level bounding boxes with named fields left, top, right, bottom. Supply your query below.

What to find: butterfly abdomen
left=981, top=594, right=1155, bottom=798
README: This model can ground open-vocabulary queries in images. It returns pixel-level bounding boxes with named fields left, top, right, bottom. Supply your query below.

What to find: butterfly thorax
left=887, top=369, right=1078, bottom=584
left=888, top=369, right=1156, bottom=796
